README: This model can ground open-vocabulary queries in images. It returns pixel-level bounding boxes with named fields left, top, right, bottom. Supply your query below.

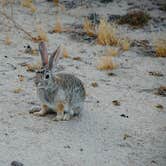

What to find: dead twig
left=0, top=11, right=34, bottom=40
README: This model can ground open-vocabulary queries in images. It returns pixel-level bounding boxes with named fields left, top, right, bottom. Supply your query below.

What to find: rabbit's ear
left=39, top=42, right=48, bottom=66
left=49, top=45, right=63, bottom=70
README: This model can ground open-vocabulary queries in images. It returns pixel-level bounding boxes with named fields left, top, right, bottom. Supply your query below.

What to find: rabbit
left=33, top=42, right=86, bottom=121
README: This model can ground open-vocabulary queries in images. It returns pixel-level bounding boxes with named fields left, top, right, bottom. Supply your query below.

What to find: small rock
left=80, top=148, right=83, bottom=152
left=11, top=161, right=24, bottom=166
left=112, top=100, right=120, bottom=106
left=64, top=145, right=71, bottom=149
left=120, top=114, right=128, bottom=118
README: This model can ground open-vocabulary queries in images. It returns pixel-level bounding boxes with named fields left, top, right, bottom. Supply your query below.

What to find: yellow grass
left=120, top=39, right=131, bottom=51
left=21, top=0, right=36, bottom=13
left=97, top=56, right=116, bottom=70
left=25, top=62, right=41, bottom=72
left=83, top=18, right=96, bottom=37
left=4, top=33, right=12, bottom=45
left=33, top=24, right=48, bottom=42
left=154, top=39, right=166, bottom=57
left=104, top=47, right=119, bottom=56
left=53, top=0, right=59, bottom=6
left=54, top=17, right=63, bottom=33
left=13, top=88, right=23, bottom=93
left=63, top=47, right=69, bottom=58
left=97, top=19, right=118, bottom=46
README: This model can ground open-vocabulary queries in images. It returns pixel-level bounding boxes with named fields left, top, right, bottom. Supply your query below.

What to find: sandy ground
left=0, top=0, right=166, bottom=166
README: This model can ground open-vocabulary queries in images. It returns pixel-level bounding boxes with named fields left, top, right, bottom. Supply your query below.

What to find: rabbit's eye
left=45, top=74, right=49, bottom=79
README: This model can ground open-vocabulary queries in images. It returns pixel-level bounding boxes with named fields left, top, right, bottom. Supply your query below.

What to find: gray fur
left=34, top=43, right=85, bottom=120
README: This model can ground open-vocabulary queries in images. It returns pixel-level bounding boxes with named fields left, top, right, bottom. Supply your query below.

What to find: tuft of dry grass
left=97, top=19, right=118, bottom=46
left=25, top=62, right=41, bottom=72
left=13, top=88, right=23, bottom=94
left=4, top=33, right=12, bottom=45
left=118, top=10, right=150, bottom=28
left=53, top=17, right=63, bottom=33
left=21, top=0, right=37, bottom=13
left=53, top=0, right=59, bottom=6
left=63, top=47, right=69, bottom=58
left=119, top=39, right=131, bottom=51
left=83, top=18, right=96, bottom=37
left=33, top=25, right=48, bottom=42
left=97, top=55, right=117, bottom=70
left=154, top=38, right=166, bottom=57
left=104, top=47, right=119, bottom=56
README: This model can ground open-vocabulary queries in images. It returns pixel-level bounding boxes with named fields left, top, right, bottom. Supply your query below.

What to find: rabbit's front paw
left=52, top=114, right=63, bottom=121
left=63, top=113, right=71, bottom=121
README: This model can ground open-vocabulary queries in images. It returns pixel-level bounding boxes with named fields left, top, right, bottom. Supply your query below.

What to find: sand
left=0, top=0, right=166, bottom=166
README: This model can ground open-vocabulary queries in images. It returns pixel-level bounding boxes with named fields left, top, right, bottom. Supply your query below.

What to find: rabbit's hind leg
left=53, top=101, right=65, bottom=121
left=33, top=104, right=49, bottom=116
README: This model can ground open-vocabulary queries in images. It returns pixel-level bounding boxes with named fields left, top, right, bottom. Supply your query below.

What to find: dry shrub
left=83, top=18, right=96, bottom=37
left=118, top=10, right=150, bottom=27
left=21, top=0, right=37, bottom=13
left=33, top=25, right=48, bottom=42
left=154, top=38, right=166, bottom=57
left=53, top=17, right=63, bottom=33
left=97, top=19, right=118, bottom=46
left=97, top=56, right=116, bottom=70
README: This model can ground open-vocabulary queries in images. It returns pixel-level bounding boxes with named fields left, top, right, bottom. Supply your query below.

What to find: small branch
left=0, top=11, right=34, bottom=40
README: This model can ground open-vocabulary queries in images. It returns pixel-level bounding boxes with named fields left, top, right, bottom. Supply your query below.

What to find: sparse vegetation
left=13, top=88, right=23, bottom=93
left=33, top=25, right=48, bottom=42
left=53, top=17, right=63, bottom=33
left=104, top=47, right=119, bottom=56
left=25, top=62, right=41, bottom=72
left=83, top=17, right=96, bottom=37
left=118, top=10, right=150, bottom=27
left=120, top=39, right=131, bottom=51
left=4, top=33, right=12, bottom=45
left=21, top=0, right=37, bottom=13
left=153, top=38, right=166, bottom=57
left=97, top=55, right=116, bottom=70
left=97, top=19, right=118, bottom=46
left=63, top=47, right=69, bottom=58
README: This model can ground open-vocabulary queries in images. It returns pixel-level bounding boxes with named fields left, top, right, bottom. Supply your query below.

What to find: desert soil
left=0, top=0, right=166, bottom=166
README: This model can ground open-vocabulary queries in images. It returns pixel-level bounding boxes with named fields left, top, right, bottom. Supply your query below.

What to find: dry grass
left=53, top=0, right=59, bottom=5
left=21, top=0, right=37, bottom=13
left=104, top=47, right=119, bottom=56
left=13, top=88, right=23, bottom=94
left=119, top=39, right=131, bottom=51
left=83, top=18, right=96, bottom=37
left=63, top=47, right=69, bottom=58
left=154, top=38, right=166, bottom=57
left=53, top=17, right=63, bottom=33
left=33, top=24, right=48, bottom=42
left=97, top=56, right=116, bottom=70
left=97, top=19, right=118, bottom=46
left=4, top=33, right=12, bottom=45
left=25, top=62, right=41, bottom=72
